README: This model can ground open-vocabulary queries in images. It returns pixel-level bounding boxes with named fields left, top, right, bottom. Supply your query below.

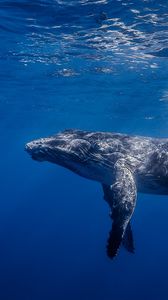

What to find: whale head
left=25, top=129, right=93, bottom=171
left=25, top=129, right=114, bottom=183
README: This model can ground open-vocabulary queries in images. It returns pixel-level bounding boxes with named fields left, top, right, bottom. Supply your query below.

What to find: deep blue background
left=1, top=0, right=168, bottom=299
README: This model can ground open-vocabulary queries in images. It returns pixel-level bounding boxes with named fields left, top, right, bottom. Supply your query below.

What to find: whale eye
left=90, top=142, right=101, bottom=152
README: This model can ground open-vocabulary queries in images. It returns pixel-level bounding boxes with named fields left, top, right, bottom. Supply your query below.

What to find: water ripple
left=0, top=0, right=168, bottom=71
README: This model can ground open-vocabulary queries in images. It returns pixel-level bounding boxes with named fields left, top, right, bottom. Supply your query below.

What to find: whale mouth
left=31, top=152, right=45, bottom=161
left=25, top=143, right=45, bottom=162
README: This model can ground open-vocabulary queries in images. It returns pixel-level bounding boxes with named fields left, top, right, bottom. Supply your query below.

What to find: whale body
left=25, top=129, right=168, bottom=258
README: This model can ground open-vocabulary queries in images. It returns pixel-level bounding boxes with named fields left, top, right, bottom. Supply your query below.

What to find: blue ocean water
left=1, top=0, right=168, bottom=299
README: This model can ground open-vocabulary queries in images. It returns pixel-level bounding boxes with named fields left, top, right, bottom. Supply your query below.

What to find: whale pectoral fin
left=102, top=184, right=114, bottom=210
left=103, top=162, right=137, bottom=259
left=102, top=184, right=135, bottom=254
left=122, top=222, right=134, bottom=253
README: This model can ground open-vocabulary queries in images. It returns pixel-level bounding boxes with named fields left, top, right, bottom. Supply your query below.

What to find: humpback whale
left=25, top=129, right=168, bottom=258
